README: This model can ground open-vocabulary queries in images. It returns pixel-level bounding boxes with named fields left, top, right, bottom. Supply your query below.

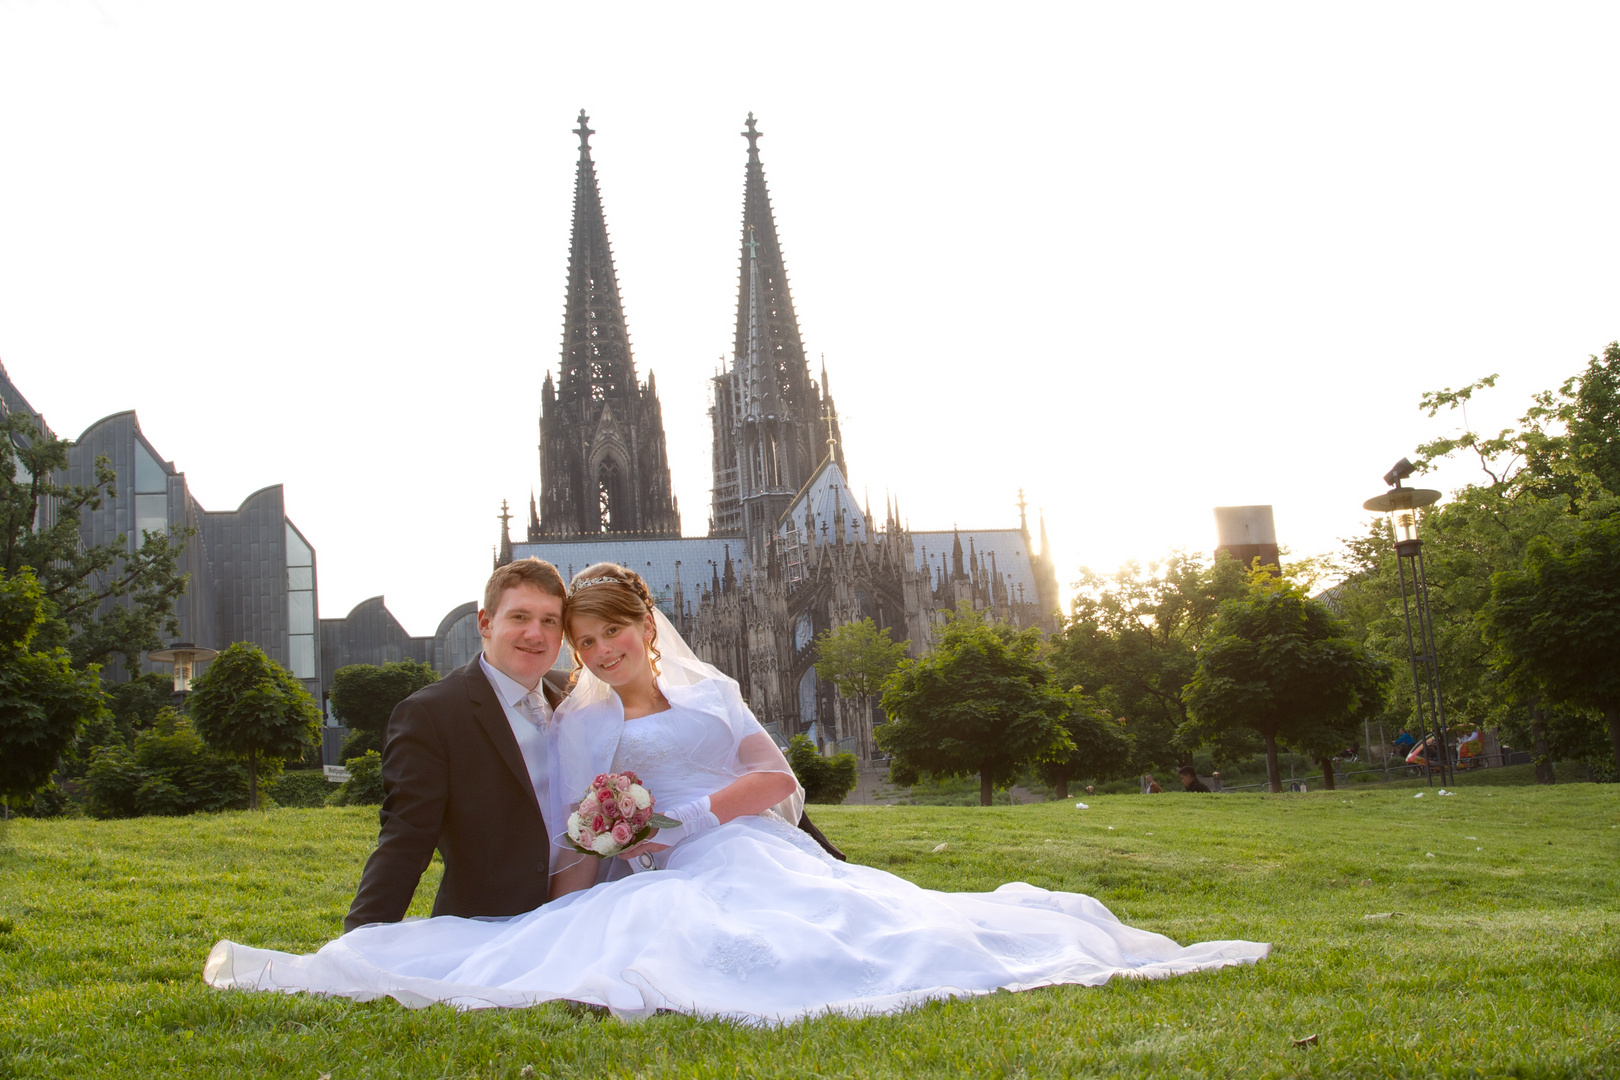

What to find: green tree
left=327, top=658, right=440, bottom=758
left=1329, top=346, right=1620, bottom=776
left=785, top=733, right=860, bottom=804
left=1032, top=695, right=1134, bottom=799
left=0, top=567, right=107, bottom=806
left=814, top=617, right=910, bottom=755
left=1480, top=514, right=1620, bottom=776
left=878, top=609, right=1070, bottom=806
left=1182, top=579, right=1389, bottom=793
left=1050, top=550, right=1251, bottom=772
left=1, top=413, right=193, bottom=674
left=188, top=642, right=320, bottom=808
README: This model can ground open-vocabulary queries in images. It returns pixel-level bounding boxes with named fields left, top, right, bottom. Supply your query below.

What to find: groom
left=345, top=557, right=569, bottom=931
left=346, top=556, right=844, bottom=932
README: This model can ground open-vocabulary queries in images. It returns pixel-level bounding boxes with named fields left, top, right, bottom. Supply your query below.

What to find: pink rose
left=617, top=794, right=637, bottom=817
left=578, top=793, right=598, bottom=814
left=622, top=770, right=640, bottom=786
left=633, top=808, right=652, bottom=827
left=592, top=775, right=610, bottom=790
left=614, top=776, right=632, bottom=793
left=610, top=821, right=633, bottom=845
left=592, top=814, right=606, bottom=832
left=577, top=826, right=595, bottom=848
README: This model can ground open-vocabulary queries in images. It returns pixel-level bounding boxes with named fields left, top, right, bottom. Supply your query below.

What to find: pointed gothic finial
left=821, top=354, right=830, bottom=397
left=1017, top=487, right=1029, bottom=535
left=496, top=500, right=514, bottom=567
left=742, top=112, right=762, bottom=154
left=1039, top=509, right=1051, bottom=557
left=745, top=224, right=760, bottom=261
left=574, top=110, right=595, bottom=151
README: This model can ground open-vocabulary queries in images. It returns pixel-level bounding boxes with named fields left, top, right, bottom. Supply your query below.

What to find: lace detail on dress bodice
left=610, top=705, right=741, bottom=808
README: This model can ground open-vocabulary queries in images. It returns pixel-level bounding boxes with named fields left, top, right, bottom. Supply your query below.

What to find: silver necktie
left=519, top=690, right=548, bottom=729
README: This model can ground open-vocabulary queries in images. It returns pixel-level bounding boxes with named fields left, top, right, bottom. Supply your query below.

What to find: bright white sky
left=2, top=2, right=1617, bottom=635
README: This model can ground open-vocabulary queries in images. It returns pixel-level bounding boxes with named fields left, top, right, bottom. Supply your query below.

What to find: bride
left=205, top=564, right=1267, bottom=1022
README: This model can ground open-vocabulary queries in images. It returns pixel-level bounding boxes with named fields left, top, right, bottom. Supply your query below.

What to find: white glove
left=655, top=795, right=720, bottom=847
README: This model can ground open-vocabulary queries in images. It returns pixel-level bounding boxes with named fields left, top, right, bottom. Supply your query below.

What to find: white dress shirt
left=478, top=653, right=552, bottom=817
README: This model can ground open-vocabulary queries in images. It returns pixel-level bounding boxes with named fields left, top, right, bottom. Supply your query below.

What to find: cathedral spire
left=537, top=112, right=679, bottom=539
left=558, top=110, right=635, bottom=405
left=711, top=112, right=832, bottom=547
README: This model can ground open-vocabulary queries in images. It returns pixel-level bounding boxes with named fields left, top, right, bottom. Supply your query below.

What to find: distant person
left=1143, top=773, right=1163, bottom=794
left=1178, top=766, right=1210, bottom=793
left=1084, top=785, right=1095, bottom=796
left=1210, top=770, right=1223, bottom=792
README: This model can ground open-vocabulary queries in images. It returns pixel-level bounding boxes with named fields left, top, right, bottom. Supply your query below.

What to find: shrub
left=267, top=769, right=335, bottom=808
left=338, top=727, right=381, bottom=762
left=82, top=709, right=248, bottom=818
left=786, top=735, right=859, bottom=804
left=328, top=750, right=384, bottom=806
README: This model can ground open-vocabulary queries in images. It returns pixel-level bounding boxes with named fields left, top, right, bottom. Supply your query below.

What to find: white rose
left=591, top=834, right=618, bottom=856
left=567, top=812, right=582, bottom=837
left=629, top=785, right=652, bottom=810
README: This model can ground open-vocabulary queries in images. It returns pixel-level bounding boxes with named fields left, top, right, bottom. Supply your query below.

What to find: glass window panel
left=285, top=524, right=313, bottom=567
left=288, top=590, right=315, bottom=634
left=135, top=443, right=167, bottom=493
left=798, top=668, right=818, bottom=722
left=135, top=493, right=168, bottom=538
left=287, top=566, right=313, bottom=590
left=289, top=634, right=316, bottom=679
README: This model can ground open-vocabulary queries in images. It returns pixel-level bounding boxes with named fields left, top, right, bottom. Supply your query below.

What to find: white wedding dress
left=207, top=692, right=1269, bottom=1023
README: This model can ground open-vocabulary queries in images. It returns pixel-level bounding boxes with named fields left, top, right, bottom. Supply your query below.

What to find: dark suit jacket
left=345, top=658, right=557, bottom=932
left=346, top=658, right=847, bottom=932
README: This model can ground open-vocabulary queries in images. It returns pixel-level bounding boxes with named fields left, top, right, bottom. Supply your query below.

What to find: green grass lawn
left=2, top=785, right=1617, bottom=1078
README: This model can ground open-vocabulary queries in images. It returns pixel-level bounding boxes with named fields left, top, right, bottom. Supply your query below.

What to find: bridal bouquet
left=566, top=771, right=680, bottom=858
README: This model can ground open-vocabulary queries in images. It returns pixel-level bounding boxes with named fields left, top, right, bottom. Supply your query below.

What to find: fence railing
left=1211, top=750, right=1532, bottom=791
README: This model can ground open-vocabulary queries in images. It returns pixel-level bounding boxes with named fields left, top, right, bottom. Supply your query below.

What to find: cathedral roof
left=776, top=456, right=868, bottom=543
left=911, top=529, right=1046, bottom=609
left=511, top=536, right=734, bottom=613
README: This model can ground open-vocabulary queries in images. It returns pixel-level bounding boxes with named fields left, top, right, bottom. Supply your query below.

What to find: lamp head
left=1383, top=457, right=1416, bottom=488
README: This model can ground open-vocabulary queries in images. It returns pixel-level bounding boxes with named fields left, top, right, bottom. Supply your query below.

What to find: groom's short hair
left=483, top=557, right=566, bottom=613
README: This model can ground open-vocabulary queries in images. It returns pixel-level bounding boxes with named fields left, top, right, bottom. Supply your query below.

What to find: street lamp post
left=1364, top=459, right=1452, bottom=788
left=147, top=641, right=219, bottom=712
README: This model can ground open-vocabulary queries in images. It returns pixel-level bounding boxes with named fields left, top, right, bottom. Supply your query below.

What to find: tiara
left=571, top=576, right=625, bottom=592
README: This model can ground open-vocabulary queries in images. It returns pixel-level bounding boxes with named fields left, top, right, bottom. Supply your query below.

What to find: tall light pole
left=1364, top=459, right=1452, bottom=787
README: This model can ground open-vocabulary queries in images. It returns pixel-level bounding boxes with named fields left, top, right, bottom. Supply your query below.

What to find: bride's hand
left=617, top=838, right=671, bottom=861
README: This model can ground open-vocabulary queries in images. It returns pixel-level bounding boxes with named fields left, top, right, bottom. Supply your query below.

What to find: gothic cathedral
left=509, top=112, right=1060, bottom=761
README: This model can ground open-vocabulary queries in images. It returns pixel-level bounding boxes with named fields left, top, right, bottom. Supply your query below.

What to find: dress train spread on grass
left=206, top=684, right=1268, bottom=1023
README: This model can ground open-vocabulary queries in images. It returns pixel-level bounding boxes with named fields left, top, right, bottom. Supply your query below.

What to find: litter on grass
left=931, top=843, right=948, bottom=853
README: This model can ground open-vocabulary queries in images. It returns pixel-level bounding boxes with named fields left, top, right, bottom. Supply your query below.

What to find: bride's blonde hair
left=563, top=562, right=662, bottom=683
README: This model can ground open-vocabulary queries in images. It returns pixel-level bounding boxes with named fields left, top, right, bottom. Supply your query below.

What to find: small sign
left=323, top=765, right=351, bottom=783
